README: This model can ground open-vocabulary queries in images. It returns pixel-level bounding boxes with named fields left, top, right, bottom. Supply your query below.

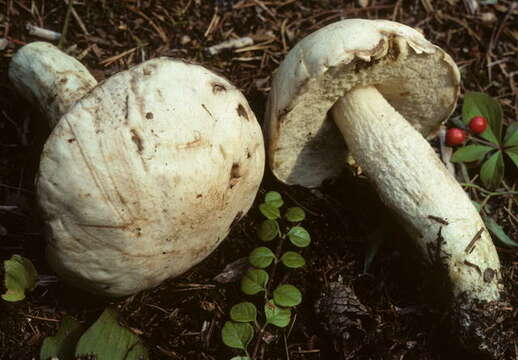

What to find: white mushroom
left=265, top=20, right=501, bottom=311
left=9, top=42, right=265, bottom=296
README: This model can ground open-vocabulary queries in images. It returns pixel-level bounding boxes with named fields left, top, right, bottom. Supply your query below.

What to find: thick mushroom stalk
left=8, top=41, right=97, bottom=127
left=332, top=86, right=501, bottom=302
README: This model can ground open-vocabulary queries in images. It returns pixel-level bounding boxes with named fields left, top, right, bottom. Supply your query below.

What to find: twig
left=64, top=0, right=89, bottom=35
left=58, top=0, right=75, bottom=48
left=206, top=37, right=254, bottom=56
left=26, top=24, right=61, bottom=41
left=464, top=228, right=485, bottom=254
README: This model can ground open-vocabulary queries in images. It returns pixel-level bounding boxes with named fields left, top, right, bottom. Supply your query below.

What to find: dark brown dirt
left=0, top=1, right=516, bottom=359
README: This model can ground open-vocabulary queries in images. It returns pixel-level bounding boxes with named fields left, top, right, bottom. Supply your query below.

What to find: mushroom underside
left=271, top=41, right=457, bottom=187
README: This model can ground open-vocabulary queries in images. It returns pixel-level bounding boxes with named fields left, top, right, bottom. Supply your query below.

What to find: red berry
left=469, top=116, right=488, bottom=134
left=446, top=128, right=467, bottom=146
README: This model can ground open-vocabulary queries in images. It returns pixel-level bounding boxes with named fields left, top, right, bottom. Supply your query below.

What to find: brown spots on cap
left=202, top=104, right=215, bottom=120
left=229, top=163, right=241, bottom=188
left=219, top=145, right=227, bottom=159
left=130, top=129, right=144, bottom=153
left=237, top=104, right=249, bottom=120
left=146, top=112, right=154, bottom=119
left=67, top=138, right=76, bottom=143
left=143, top=63, right=157, bottom=76
left=196, top=194, right=203, bottom=198
left=483, top=268, right=496, bottom=283
left=176, top=132, right=204, bottom=149
left=211, top=82, right=227, bottom=93
left=246, top=150, right=251, bottom=159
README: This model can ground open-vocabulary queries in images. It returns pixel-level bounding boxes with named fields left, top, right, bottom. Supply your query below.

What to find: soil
left=0, top=1, right=516, bottom=359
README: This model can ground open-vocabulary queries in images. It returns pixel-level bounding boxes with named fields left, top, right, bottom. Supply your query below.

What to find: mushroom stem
left=332, top=85, right=501, bottom=303
left=8, top=42, right=97, bottom=128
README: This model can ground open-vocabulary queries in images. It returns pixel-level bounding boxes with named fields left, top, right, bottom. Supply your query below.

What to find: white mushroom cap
left=36, top=58, right=264, bottom=296
left=266, top=19, right=460, bottom=187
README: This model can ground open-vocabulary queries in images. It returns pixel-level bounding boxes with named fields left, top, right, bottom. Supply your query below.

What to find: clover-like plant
left=449, top=92, right=518, bottom=188
left=221, top=191, right=309, bottom=359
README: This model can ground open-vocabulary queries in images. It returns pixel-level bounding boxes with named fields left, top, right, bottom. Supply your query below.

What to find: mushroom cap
left=265, top=19, right=460, bottom=187
left=38, top=58, right=265, bottom=296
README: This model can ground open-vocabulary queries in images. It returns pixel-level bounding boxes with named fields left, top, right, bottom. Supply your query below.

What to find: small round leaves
left=287, top=226, right=311, bottom=247
left=230, top=302, right=257, bottom=323
left=241, top=269, right=269, bottom=295
left=273, top=284, right=302, bottom=307
left=264, top=301, right=291, bottom=328
left=249, top=247, right=275, bottom=268
left=280, top=251, right=305, bottom=268
left=264, top=191, right=283, bottom=208
left=257, top=219, right=279, bottom=242
left=259, top=203, right=280, bottom=220
left=284, top=207, right=306, bottom=222
left=221, top=321, right=254, bottom=350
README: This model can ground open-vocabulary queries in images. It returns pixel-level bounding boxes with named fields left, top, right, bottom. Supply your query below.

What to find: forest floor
left=0, top=0, right=516, bottom=359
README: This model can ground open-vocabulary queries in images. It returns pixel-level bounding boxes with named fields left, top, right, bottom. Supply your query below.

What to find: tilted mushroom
left=265, top=19, right=503, bottom=351
left=9, top=42, right=265, bottom=296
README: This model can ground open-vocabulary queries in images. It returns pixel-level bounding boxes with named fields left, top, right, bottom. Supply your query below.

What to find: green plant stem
left=460, top=183, right=518, bottom=196
left=267, top=235, right=286, bottom=296
left=251, top=323, right=268, bottom=360
left=468, top=136, right=499, bottom=148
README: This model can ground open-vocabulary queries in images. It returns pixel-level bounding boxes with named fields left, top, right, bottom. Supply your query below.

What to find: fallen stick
left=26, top=24, right=61, bottom=41
left=206, top=36, right=254, bottom=56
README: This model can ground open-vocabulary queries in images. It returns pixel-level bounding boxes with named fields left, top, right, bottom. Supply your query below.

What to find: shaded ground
left=0, top=0, right=516, bottom=359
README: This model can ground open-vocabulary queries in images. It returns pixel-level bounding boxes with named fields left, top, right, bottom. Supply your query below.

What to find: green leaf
left=257, top=220, right=279, bottom=242
left=230, top=357, right=251, bottom=360
left=503, top=123, right=518, bottom=147
left=249, top=247, right=275, bottom=269
left=462, top=92, right=503, bottom=144
left=450, top=145, right=494, bottom=163
left=284, top=207, right=306, bottom=222
left=230, top=302, right=257, bottom=323
left=241, top=269, right=268, bottom=295
left=480, top=151, right=504, bottom=189
left=221, top=321, right=253, bottom=350
left=280, top=252, right=305, bottom=269
left=264, top=301, right=291, bottom=328
left=482, top=215, right=518, bottom=248
left=259, top=203, right=280, bottom=220
left=287, top=226, right=311, bottom=248
left=264, top=191, right=283, bottom=208
left=40, top=316, right=85, bottom=360
left=2, top=255, right=38, bottom=302
left=273, top=284, right=302, bottom=307
left=75, top=308, right=148, bottom=360
left=505, top=146, right=518, bottom=169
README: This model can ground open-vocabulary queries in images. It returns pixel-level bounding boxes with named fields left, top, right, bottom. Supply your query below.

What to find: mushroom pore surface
left=38, top=58, right=265, bottom=296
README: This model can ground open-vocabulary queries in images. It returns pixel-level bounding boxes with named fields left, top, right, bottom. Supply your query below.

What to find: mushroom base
left=450, top=295, right=512, bottom=359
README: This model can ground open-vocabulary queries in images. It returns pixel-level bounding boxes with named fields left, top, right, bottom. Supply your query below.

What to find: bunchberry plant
left=221, top=191, right=309, bottom=360
left=448, top=92, right=518, bottom=188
